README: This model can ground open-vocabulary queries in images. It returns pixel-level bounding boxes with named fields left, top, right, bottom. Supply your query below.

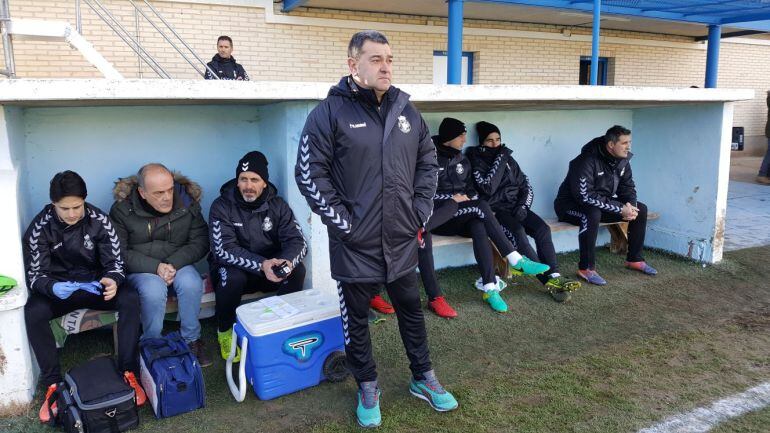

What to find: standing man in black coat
left=204, top=36, right=249, bottom=81
left=554, top=125, right=658, bottom=286
left=295, top=30, right=457, bottom=428
left=209, top=151, right=307, bottom=362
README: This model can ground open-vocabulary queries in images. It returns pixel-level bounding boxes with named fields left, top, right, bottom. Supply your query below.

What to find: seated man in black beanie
left=23, top=171, right=145, bottom=422
left=468, top=121, right=581, bottom=302
left=209, top=151, right=308, bottom=361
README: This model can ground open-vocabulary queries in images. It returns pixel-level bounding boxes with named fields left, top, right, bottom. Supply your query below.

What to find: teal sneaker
left=482, top=290, right=508, bottom=313
left=409, top=370, right=458, bottom=412
left=356, top=381, right=381, bottom=428
left=510, top=256, right=550, bottom=276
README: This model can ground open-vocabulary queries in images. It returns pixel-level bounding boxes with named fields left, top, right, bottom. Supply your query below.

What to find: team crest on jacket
left=397, top=115, right=411, bottom=133
left=456, top=163, right=464, bottom=175
left=262, top=216, right=273, bottom=232
left=83, top=234, right=94, bottom=250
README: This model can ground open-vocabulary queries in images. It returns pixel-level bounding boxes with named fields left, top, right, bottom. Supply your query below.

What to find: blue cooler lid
left=235, top=289, right=340, bottom=337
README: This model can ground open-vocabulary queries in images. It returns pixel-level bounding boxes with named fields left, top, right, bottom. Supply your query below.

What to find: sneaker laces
left=419, top=371, right=446, bottom=394
left=360, top=382, right=379, bottom=409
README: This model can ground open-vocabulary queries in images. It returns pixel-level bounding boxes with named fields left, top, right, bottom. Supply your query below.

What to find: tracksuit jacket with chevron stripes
left=554, top=136, right=637, bottom=216
left=432, top=142, right=478, bottom=201
left=295, top=76, right=438, bottom=283
left=22, top=203, right=125, bottom=298
left=465, top=144, right=533, bottom=214
left=208, top=180, right=307, bottom=274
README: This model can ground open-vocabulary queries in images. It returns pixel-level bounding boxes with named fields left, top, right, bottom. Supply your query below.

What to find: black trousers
left=24, top=285, right=141, bottom=387
left=214, top=263, right=306, bottom=332
left=557, top=201, right=648, bottom=270
left=496, top=209, right=559, bottom=284
left=418, top=199, right=515, bottom=294
left=338, top=272, right=431, bottom=383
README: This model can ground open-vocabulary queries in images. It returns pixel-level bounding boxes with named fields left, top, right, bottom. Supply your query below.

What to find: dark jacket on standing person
left=466, top=144, right=533, bottom=215
left=432, top=141, right=477, bottom=201
left=554, top=136, right=636, bottom=217
left=110, top=173, right=210, bottom=274
left=23, top=203, right=125, bottom=298
left=204, top=54, right=249, bottom=80
left=295, top=75, right=438, bottom=283
left=208, top=180, right=307, bottom=273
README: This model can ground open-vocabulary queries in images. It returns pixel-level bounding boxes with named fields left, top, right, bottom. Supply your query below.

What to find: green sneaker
left=356, top=381, right=381, bottom=428
left=218, top=330, right=240, bottom=363
left=409, top=370, right=458, bottom=412
left=510, top=256, right=550, bottom=276
left=0, top=275, right=17, bottom=295
left=545, top=276, right=581, bottom=303
left=482, top=290, right=508, bottom=313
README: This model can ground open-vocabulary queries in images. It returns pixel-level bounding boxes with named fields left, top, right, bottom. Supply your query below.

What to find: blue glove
left=52, top=281, right=80, bottom=299
left=77, top=281, right=103, bottom=296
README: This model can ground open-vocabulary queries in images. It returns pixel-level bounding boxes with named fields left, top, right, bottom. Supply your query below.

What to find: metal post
left=75, top=0, right=81, bottom=33
left=135, top=6, right=141, bottom=78
left=590, top=0, right=601, bottom=85
left=1, top=0, right=16, bottom=78
left=447, top=0, right=463, bottom=85
left=705, top=24, right=721, bottom=88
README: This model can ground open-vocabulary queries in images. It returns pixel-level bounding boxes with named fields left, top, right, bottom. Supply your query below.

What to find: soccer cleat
left=509, top=256, right=550, bottom=276
left=38, top=383, right=58, bottom=423
left=482, top=290, right=508, bottom=313
left=356, top=381, right=382, bottom=428
left=576, top=269, right=607, bottom=286
left=409, top=370, right=458, bottom=412
left=428, top=296, right=458, bottom=318
left=123, top=371, right=146, bottom=407
left=545, top=276, right=581, bottom=303
left=625, top=261, right=658, bottom=276
left=369, top=295, right=395, bottom=314
left=218, top=330, right=240, bottom=363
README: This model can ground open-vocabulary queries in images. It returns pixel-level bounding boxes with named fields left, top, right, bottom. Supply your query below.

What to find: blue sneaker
left=482, top=290, right=508, bottom=313
left=510, top=256, right=550, bottom=276
left=577, top=269, right=607, bottom=286
left=356, top=381, right=381, bottom=428
left=409, top=370, right=458, bottom=412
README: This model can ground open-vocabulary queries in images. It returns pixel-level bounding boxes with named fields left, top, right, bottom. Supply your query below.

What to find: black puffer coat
left=23, top=203, right=125, bottom=298
left=209, top=180, right=307, bottom=274
left=554, top=136, right=636, bottom=217
left=295, top=76, right=438, bottom=283
left=466, top=144, right=533, bottom=213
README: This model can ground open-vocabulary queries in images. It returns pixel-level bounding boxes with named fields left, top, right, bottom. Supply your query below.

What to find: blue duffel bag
left=139, top=332, right=205, bottom=418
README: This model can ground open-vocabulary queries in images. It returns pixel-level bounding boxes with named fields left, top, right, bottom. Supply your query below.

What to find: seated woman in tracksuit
left=416, top=118, right=550, bottom=314
left=467, top=121, right=581, bottom=302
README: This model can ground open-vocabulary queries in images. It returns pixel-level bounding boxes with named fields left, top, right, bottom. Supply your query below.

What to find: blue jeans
left=759, top=138, right=770, bottom=177
left=128, top=264, right=203, bottom=343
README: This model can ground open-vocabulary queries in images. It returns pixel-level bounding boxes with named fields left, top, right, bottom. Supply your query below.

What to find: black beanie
left=49, top=170, right=87, bottom=202
left=435, top=117, right=466, bottom=145
left=236, top=151, right=269, bottom=182
left=475, top=121, right=501, bottom=145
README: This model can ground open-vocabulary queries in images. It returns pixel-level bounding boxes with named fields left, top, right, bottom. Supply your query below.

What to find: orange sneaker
left=38, top=383, right=58, bottom=423
left=370, top=295, right=395, bottom=314
left=124, top=371, right=147, bottom=407
left=428, top=296, right=458, bottom=319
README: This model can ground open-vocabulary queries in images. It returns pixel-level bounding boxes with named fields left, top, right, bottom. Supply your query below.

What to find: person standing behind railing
left=204, top=36, right=249, bottom=81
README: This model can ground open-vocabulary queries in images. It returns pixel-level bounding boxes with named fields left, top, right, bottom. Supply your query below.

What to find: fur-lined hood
left=112, top=172, right=203, bottom=204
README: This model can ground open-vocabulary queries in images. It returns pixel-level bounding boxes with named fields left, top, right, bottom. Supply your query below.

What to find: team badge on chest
left=456, top=163, right=465, bottom=175
left=262, top=216, right=273, bottom=232
left=397, top=115, right=411, bottom=133
left=83, top=234, right=94, bottom=250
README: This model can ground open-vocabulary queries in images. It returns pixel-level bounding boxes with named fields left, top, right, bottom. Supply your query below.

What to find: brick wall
left=1, top=0, right=768, bottom=148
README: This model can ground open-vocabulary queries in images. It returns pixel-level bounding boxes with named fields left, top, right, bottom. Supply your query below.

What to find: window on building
left=433, top=51, right=474, bottom=84
left=579, top=56, right=609, bottom=85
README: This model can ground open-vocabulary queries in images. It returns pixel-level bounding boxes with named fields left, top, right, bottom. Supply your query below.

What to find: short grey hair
left=348, top=30, right=389, bottom=59
left=137, top=163, right=172, bottom=189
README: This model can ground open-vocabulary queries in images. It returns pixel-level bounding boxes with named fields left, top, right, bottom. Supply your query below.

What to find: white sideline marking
left=638, top=382, right=770, bottom=433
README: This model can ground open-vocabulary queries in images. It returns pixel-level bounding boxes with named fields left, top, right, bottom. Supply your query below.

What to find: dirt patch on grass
left=727, top=304, right=770, bottom=331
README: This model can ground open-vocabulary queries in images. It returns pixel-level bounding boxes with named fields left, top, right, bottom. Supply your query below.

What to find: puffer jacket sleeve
left=511, top=159, right=534, bottom=211
left=616, top=163, right=637, bottom=206
left=87, top=207, right=126, bottom=286
left=165, top=205, right=210, bottom=270
left=413, top=114, right=439, bottom=226
left=22, top=209, right=57, bottom=298
left=569, top=158, right=624, bottom=214
left=109, top=204, right=162, bottom=274
left=209, top=198, right=265, bottom=273
left=470, top=148, right=508, bottom=197
left=274, top=199, right=308, bottom=268
left=295, top=100, right=354, bottom=236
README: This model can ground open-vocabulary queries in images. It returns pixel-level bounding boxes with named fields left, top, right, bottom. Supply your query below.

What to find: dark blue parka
left=295, top=76, right=438, bottom=283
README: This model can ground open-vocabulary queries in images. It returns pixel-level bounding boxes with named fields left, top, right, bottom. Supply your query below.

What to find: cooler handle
left=225, top=326, right=248, bottom=402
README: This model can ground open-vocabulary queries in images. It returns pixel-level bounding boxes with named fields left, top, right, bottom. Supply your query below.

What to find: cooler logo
left=282, top=332, right=324, bottom=362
